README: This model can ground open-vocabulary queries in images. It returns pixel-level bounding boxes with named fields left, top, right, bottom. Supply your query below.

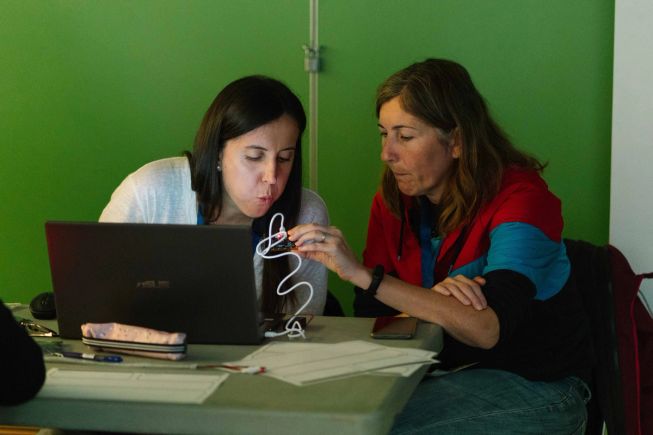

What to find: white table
left=1, top=313, right=442, bottom=435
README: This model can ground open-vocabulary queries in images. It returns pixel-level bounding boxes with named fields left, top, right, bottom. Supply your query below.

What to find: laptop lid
left=45, top=221, right=264, bottom=344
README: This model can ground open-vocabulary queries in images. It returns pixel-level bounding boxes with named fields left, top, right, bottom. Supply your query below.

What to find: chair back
left=564, top=239, right=626, bottom=435
left=566, top=239, right=653, bottom=435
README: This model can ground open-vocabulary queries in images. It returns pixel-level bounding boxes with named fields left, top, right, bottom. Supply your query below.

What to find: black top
left=438, top=269, right=592, bottom=384
left=354, top=268, right=593, bottom=384
left=0, top=300, right=46, bottom=406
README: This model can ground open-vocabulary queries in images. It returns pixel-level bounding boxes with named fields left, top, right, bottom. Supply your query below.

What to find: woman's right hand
left=287, top=223, right=368, bottom=284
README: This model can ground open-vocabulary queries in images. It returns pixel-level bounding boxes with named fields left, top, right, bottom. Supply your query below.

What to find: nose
left=380, top=136, right=395, bottom=163
left=262, top=159, right=277, bottom=185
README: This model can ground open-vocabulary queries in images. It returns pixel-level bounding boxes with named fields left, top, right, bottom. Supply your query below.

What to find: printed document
left=227, top=340, right=437, bottom=386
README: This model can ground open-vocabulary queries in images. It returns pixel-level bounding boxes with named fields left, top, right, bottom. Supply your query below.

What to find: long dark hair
left=376, top=59, right=544, bottom=235
left=185, top=75, right=306, bottom=314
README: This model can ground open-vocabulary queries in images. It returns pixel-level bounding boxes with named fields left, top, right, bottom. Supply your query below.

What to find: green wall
left=1, top=1, right=614, bottom=315
left=0, top=0, right=308, bottom=303
left=319, top=0, right=615, bottom=311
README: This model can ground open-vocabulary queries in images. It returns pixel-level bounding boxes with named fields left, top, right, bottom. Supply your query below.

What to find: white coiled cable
left=255, top=212, right=313, bottom=339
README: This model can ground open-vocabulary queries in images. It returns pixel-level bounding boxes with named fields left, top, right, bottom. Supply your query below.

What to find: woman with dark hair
left=101, top=75, right=328, bottom=315
left=0, top=301, right=45, bottom=405
left=288, top=59, right=592, bottom=433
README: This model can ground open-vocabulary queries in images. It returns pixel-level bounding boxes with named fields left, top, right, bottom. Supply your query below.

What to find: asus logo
left=135, top=280, right=171, bottom=289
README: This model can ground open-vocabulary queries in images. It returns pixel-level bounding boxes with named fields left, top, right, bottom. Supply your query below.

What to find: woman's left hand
left=287, top=223, right=365, bottom=283
left=431, top=275, right=488, bottom=311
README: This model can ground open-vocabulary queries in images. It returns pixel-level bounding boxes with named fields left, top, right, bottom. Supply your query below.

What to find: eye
left=244, top=153, right=264, bottom=161
left=277, top=151, right=294, bottom=163
left=379, top=131, right=388, bottom=138
left=399, top=135, right=414, bottom=141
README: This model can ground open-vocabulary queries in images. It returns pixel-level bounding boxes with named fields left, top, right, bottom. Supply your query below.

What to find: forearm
left=290, top=222, right=500, bottom=349
left=352, top=269, right=500, bottom=349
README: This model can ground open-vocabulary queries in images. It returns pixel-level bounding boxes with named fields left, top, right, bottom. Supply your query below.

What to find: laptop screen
left=45, top=221, right=264, bottom=344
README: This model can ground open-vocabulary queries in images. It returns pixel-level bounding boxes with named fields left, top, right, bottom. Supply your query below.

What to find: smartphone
left=370, top=316, right=418, bottom=339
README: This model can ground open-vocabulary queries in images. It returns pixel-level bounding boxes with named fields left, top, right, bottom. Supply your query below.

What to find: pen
left=53, top=351, right=123, bottom=363
left=198, top=363, right=266, bottom=374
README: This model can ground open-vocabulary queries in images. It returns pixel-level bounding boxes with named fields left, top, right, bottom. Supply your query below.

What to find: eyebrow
left=377, top=124, right=419, bottom=131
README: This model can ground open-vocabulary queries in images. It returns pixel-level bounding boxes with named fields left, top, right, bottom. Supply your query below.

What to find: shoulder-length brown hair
left=376, top=59, right=545, bottom=235
left=185, top=75, right=306, bottom=314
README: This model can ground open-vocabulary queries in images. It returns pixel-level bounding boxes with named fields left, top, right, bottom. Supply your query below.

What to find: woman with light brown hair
left=289, top=59, right=592, bottom=434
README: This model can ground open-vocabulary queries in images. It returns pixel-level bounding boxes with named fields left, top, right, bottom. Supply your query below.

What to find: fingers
left=287, top=224, right=341, bottom=247
left=431, top=285, right=452, bottom=296
left=431, top=275, right=487, bottom=311
left=287, top=225, right=341, bottom=263
left=287, top=224, right=363, bottom=282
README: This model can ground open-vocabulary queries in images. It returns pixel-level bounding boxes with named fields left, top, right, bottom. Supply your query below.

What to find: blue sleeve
left=484, top=222, right=569, bottom=300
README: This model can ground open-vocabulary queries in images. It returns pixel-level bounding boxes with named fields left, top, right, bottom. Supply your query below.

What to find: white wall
left=610, top=0, right=653, bottom=303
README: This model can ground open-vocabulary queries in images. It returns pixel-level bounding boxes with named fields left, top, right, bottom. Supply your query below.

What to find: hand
left=287, top=223, right=365, bottom=283
left=431, top=275, right=487, bottom=311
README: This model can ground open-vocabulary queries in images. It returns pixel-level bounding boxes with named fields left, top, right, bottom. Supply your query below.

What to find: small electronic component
left=269, top=239, right=297, bottom=253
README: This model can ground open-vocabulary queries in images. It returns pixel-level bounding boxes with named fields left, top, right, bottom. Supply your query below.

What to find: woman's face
left=378, top=97, right=460, bottom=203
left=218, top=114, right=299, bottom=224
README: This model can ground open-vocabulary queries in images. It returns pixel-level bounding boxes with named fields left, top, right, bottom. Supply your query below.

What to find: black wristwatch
left=365, top=265, right=385, bottom=296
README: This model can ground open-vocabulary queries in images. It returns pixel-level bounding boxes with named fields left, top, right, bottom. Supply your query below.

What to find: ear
left=450, top=128, right=462, bottom=159
left=215, top=149, right=225, bottom=172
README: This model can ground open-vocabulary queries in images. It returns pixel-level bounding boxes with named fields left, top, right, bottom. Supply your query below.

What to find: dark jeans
left=391, top=369, right=591, bottom=435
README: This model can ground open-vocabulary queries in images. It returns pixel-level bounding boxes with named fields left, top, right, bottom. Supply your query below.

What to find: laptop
left=45, top=221, right=266, bottom=344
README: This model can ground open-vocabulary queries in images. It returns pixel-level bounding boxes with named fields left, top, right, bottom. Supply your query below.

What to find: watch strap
left=365, top=265, right=385, bottom=296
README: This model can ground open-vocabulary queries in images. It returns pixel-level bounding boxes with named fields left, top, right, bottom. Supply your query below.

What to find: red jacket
left=362, top=168, right=566, bottom=297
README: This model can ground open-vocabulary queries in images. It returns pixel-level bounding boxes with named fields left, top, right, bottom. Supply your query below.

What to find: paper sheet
left=228, top=340, right=437, bottom=386
left=38, top=368, right=228, bottom=404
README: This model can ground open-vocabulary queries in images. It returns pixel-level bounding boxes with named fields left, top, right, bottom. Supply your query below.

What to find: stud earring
left=216, top=163, right=222, bottom=172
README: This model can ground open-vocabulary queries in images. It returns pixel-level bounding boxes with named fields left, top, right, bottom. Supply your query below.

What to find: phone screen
left=370, top=316, right=418, bottom=339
